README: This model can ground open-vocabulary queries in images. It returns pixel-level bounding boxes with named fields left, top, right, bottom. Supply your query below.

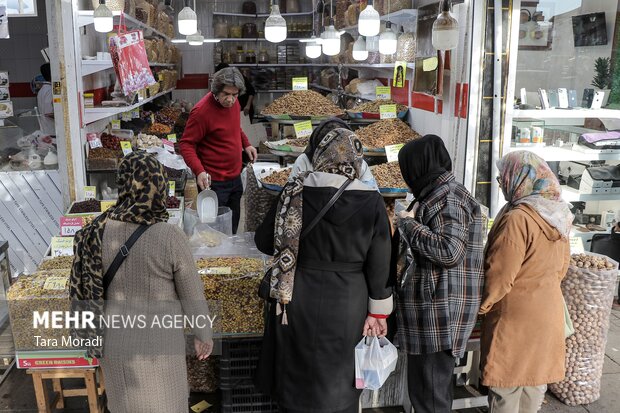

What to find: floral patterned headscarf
left=496, top=150, right=573, bottom=237
left=270, top=129, right=363, bottom=323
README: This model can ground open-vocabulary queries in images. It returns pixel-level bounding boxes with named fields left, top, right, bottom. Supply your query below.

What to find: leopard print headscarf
left=270, top=129, right=363, bottom=320
left=70, top=152, right=169, bottom=355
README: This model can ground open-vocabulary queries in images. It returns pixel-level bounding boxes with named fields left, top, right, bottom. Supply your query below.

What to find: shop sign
left=292, top=77, right=308, bottom=91
left=167, top=133, right=177, bottom=143
left=191, top=401, right=212, bottom=413
left=100, top=200, right=116, bottom=212
left=51, top=236, right=74, bottom=257
left=293, top=120, right=313, bottom=138
left=16, top=351, right=99, bottom=369
left=570, top=237, right=585, bottom=253
left=60, top=217, right=83, bottom=237
left=379, top=104, right=397, bottom=120
left=43, top=277, right=68, bottom=291
left=385, top=144, right=404, bottom=163
left=198, top=267, right=232, bottom=275
left=83, top=186, right=96, bottom=200
left=162, top=139, right=175, bottom=153
left=376, top=86, right=391, bottom=100
left=120, top=141, right=133, bottom=156
left=168, top=181, right=176, bottom=197
left=86, top=133, right=102, bottom=149
left=111, top=119, right=121, bottom=129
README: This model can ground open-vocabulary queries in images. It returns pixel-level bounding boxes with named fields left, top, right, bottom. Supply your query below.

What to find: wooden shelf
left=506, top=144, right=620, bottom=161
left=81, top=61, right=176, bottom=76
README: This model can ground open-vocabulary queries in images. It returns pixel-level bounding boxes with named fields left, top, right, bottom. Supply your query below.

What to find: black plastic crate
left=220, top=337, right=263, bottom=390
left=221, top=385, right=278, bottom=413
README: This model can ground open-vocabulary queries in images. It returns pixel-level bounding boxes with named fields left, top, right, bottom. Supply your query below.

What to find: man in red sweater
left=180, top=67, right=257, bottom=233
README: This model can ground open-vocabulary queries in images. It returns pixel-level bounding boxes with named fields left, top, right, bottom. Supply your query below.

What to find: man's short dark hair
left=40, top=63, right=51, bottom=82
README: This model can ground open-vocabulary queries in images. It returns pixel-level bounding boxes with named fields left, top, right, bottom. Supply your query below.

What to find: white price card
left=167, top=133, right=177, bottom=143
left=385, top=144, right=404, bottom=163
left=120, top=141, right=133, bottom=156
left=86, top=133, right=102, bottom=149
left=51, top=236, right=74, bottom=257
left=292, top=77, right=308, bottom=91
left=198, top=267, right=232, bottom=275
left=569, top=237, right=585, bottom=253
left=111, top=119, right=121, bottom=129
left=83, top=186, right=96, bottom=200
left=162, top=139, right=175, bottom=153
left=121, top=111, right=132, bottom=122
left=379, top=104, right=397, bottom=120
left=60, top=217, right=84, bottom=237
left=131, top=108, right=140, bottom=119
left=43, top=277, right=68, bottom=291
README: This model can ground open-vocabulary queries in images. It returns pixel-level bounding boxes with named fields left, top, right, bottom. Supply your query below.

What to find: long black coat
left=254, top=172, right=393, bottom=412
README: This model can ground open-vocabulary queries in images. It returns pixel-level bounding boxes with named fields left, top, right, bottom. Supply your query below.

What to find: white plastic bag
left=355, top=336, right=398, bottom=390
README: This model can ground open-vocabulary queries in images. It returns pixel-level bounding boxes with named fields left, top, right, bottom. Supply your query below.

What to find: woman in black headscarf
left=255, top=128, right=393, bottom=413
left=289, top=117, right=377, bottom=188
left=394, top=135, right=484, bottom=413
left=70, top=152, right=212, bottom=412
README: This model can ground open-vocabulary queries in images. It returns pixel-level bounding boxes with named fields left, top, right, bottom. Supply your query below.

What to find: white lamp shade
left=352, top=36, right=368, bottom=61
left=432, top=11, right=459, bottom=50
left=178, top=6, right=198, bottom=35
left=366, top=35, right=379, bottom=52
left=358, top=4, right=380, bottom=37
left=265, top=5, right=287, bottom=43
left=321, top=25, right=341, bottom=56
left=306, top=37, right=322, bottom=59
left=379, top=24, right=397, bottom=55
left=187, top=31, right=204, bottom=46
left=93, top=3, right=113, bottom=33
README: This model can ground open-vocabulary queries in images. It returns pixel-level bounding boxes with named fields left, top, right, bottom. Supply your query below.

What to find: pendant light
left=265, top=0, right=287, bottom=43
left=93, top=0, right=113, bottom=33
left=178, top=1, right=198, bottom=36
left=322, top=1, right=342, bottom=56
left=352, top=36, right=368, bottom=61
left=300, top=8, right=321, bottom=59
left=358, top=0, right=380, bottom=37
left=379, top=21, right=397, bottom=55
left=432, top=0, right=459, bottom=50
left=187, top=30, right=204, bottom=46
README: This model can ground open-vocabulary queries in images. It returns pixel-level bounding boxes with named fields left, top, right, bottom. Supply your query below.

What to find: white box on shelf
left=580, top=170, right=613, bottom=189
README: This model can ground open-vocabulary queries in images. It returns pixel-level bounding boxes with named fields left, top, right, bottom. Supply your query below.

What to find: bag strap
left=103, top=224, right=150, bottom=293
left=300, top=179, right=352, bottom=240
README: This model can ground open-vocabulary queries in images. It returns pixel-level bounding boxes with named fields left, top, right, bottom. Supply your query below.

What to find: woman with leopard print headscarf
left=70, top=151, right=212, bottom=412
left=254, top=128, right=393, bottom=413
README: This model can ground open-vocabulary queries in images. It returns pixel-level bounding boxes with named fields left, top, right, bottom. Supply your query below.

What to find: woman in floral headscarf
left=480, top=151, right=573, bottom=413
left=255, top=128, right=393, bottom=413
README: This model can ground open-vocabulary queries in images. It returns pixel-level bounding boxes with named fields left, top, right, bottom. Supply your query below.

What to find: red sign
left=60, top=217, right=84, bottom=237
left=16, top=352, right=99, bottom=369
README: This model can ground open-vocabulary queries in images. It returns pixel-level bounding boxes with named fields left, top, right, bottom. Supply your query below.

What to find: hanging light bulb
left=432, top=0, right=459, bottom=50
left=352, top=36, right=368, bottom=61
left=322, top=22, right=342, bottom=56
left=358, top=0, right=380, bottom=37
left=305, top=36, right=322, bottom=59
left=366, top=35, right=379, bottom=52
left=187, top=30, right=204, bottom=46
left=379, top=21, right=397, bottom=55
left=93, top=0, right=113, bottom=33
left=178, top=2, right=198, bottom=35
left=265, top=1, right=287, bottom=43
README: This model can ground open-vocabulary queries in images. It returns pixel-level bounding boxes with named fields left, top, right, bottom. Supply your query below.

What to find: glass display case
left=0, top=114, right=58, bottom=172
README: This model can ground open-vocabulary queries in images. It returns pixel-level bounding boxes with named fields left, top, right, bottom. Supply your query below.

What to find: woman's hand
left=363, top=316, right=388, bottom=337
left=194, top=337, right=214, bottom=360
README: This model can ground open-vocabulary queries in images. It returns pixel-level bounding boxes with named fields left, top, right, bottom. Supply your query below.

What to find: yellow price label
left=51, top=236, right=74, bottom=257
left=121, top=111, right=132, bottom=122
left=44, top=276, right=68, bottom=290
left=191, top=400, right=212, bottom=413
left=385, top=143, right=404, bottom=163
left=168, top=181, right=176, bottom=197
left=292, top=77, right=308, bottom=91
left=293, top=120, right=313, bottom=138
left=167, top=134, right=177, bottom=143
left=379, top=104, right=397, bottom=120
left=199, top=267, right=232, bottom=275
left=487, top=218, right=495, bottom=231
left=111, top=120, right=121, bottom=129
left=101, top=200, right=116, bottom=212
left=120, top=141, right=133, bottom=156
left=376, top=86, right=391, bottom=100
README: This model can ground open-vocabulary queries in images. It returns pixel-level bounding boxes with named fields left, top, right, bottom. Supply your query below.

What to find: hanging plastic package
left=108, top=22, right=157, bottom=96
left=354, top=336, right=398, bottom=390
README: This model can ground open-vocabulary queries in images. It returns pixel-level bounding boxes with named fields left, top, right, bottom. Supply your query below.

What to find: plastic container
left=214, top=18, right=229, bottom=38
left=242, top=23, right=258, bottom=38
left=210, top=207, right=233, bottom=236
left=230, top=25, right=243, bottom=38
left=220, top=337, right=263, bottom=390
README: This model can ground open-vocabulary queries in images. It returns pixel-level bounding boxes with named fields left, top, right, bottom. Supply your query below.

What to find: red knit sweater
left=179, top=92, right=251, bottom=182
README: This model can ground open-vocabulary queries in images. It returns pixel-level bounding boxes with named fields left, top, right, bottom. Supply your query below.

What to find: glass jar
left=229, top=25, right=242, bottom=38
left=214, top=18, right=229, bottom=38
left=236, top=47, right=245, bottom=63
left=286, top=0, right=300, bottom=13
left=258, top=49, right=270, bottom=63
left=222, top=51, right=233, bottom=64
left=243, top=23, right=258, bottom=38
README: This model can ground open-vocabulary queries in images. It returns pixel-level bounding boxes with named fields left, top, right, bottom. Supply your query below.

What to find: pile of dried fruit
left=352, top=99, right=408, bottom=113
left=39, top=256, right=74, bottom=271
left=187, top=355, right=219, bottom=393
left=166, top=196, right=181, bottom=209
left=145, top=123, right=172, bottom=135
left=261, top=168, right=291, bottom=187
left=88, top=148, right=121, bottom=159
left=261, top=90, right=345, bottom=117
left=100, top=133, right=124, bottom=151
left=156, top=107, right=182, bottom=127
left=549, top=254, right=618, bottom=406
left=287, top=137, right=310, bottom=148
left=372, top=162, right=407, bottom=189
left=196, top=257, right=265, bottom=334
left=69, top=200, right=101, bottom=214
left=164, top=166, right=184, bottom=179
left=356, top=119, right=420, bottom=148
left=136, top=133, right=162, bottom=149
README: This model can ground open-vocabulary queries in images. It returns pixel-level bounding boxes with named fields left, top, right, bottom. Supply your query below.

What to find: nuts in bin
left=372, top=162, right=408, bottom=190
left=261, top=168, right=292, bottom=187
left=39, top=256, right=75, bottom=271
left=69, top=199, right=101, bottom=214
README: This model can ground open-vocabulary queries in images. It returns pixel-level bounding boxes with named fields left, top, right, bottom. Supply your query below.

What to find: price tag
left=120, top=141, right=133, bottom=156
left=385, top=143, right=404, bottom=163
left=487, top=218, right=495, bottom=232
left=162, top=139, right=175, bottom=153
left=83, top=186, right=96, bottom=200
left=292, top=77, right=308, bottom=91
left=293, top=120, right=313, bottom=138
left=111, top=119, right=121, bottom=129
left=376, top=86, right=391, bottom=100
left=131, top=108, right=140, bottom=119
left=570, top=237, right=585, bottom=253
left=86, top=133, right=102, bottom=149
left=379, top=104, right=397, bottom=120
left=168, top=181, right=176, bottom=197
left=199, top=267, right=232, bottom=275
left=51, top=236, right=74, bottom=257
left=101, top=200, right=116, bottom=212
left=167, top=133, right=177, bottom=143
left=150, top=114, right=156, bottom=124
left=60, top=217, right=84, bottom=237
left=43, top=276, right=68, bottom=291
left=393, top=61, right=407, bottom=88
left=121, top=111, right=132, bottom=122
left=191, top=400, right=212, bottom=413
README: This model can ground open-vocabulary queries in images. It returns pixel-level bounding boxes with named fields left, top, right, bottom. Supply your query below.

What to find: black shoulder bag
left=103, top=224, right=150, bottom=298
left=258, top=179, right=353, bottom=300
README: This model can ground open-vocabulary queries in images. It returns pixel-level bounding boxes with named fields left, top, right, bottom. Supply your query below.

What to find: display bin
left=221, top=384, right=278, bottom=413
left=219, top=337, right=262, bottom=390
